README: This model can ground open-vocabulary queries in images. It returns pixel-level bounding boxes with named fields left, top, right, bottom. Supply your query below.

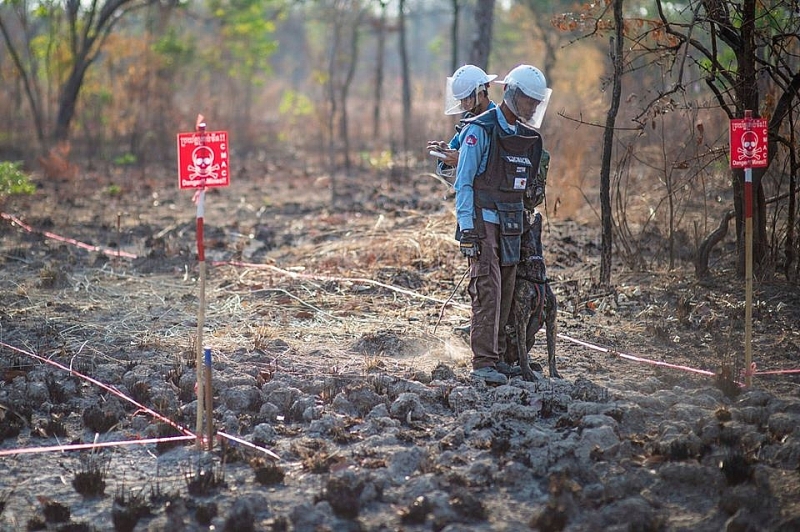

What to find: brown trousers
left=468, top=221, right=517, bottom=370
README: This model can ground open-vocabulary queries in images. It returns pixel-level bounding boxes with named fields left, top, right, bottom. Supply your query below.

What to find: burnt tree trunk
left=787, top=121, right=797, bottom=279
left=372, top=2, right=388, bottom=140
left=469, top=0, right=494, bottom=70
left=450, top=0, right=460, bottom=72
left=398, top=0, right=411, bottom=173
left=599, top=0, right=624, bottom=287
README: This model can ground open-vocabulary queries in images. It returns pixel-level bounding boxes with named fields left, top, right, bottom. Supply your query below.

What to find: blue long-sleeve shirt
left=438, top=101, right=497, bottom=178
left=454, top=106, right=515, bottom=231
left=447, top=101, right=496, bottom=150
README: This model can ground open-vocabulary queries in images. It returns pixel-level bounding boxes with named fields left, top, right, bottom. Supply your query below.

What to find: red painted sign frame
left=729, top=118, right=768, bottom=169
left=176, top=130, right=231, bottom=189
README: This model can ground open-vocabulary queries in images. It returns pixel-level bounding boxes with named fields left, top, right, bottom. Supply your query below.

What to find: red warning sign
left=177, top=130, right=231, bottom=189
left=729, top=118, right=768, bottom=169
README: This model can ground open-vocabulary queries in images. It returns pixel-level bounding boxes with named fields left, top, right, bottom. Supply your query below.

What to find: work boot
left=470, top=366, right=508, bottom=385
left=496, top=361, right=522, bottom=378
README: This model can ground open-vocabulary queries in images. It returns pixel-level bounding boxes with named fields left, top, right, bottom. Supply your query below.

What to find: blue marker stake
left=203, top=346, right=213, bottom=450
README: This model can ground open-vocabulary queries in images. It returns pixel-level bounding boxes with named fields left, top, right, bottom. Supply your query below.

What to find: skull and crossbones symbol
left=187, top=145, right=220, bottom=180
left=737, top=131, right=764, bottom=161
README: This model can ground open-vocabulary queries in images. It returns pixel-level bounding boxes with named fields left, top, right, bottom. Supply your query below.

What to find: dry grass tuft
left=112, top=483, right=152, bottom=532
left=72, top=452, right=110, bottom=497
left=250, top=457, right=285, bottom=486
left=184, top=460, right=226, bottom=496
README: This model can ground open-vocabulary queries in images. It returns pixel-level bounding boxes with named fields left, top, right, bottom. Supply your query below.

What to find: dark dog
left=504, top=210, right=560, bottom=381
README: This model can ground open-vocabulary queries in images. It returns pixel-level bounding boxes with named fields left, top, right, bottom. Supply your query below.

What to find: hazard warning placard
left=177, top=130, right=231, bottom=189
left=729, top=118, right=768, bottom=169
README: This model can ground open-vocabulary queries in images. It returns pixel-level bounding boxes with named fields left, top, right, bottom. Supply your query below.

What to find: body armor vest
left=460, top=109, right=544, bottom=266
left=463, top=110, right=543, bottom=209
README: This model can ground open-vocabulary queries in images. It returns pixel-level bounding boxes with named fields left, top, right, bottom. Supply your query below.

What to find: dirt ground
left=1, top=161, right=800, bottom=531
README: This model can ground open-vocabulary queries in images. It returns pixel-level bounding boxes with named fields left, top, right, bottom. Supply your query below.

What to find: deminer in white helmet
left=495, top=64, right=552, bottom=130
left=453, top=64, right=551, bottom=386
left=426, top=64, right=497, bottom=176
left=495, top=64, right=553, bottom=208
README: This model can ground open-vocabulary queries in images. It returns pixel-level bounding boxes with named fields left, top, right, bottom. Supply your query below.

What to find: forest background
left=1, top=5, right=800, bottom=528
left=0, top=0, right=799, bottom=282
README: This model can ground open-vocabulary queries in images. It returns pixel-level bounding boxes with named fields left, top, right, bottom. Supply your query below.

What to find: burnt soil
left=1, top=163, right=800, bottom=531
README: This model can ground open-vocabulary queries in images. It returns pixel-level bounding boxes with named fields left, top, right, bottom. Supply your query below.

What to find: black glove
left=459, top=229, right=480, bottom=258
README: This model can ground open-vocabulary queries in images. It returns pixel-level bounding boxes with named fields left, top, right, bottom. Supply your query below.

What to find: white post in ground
left=194, top=118, right=207, bottom=447
left=204, top=346, right=213, bottom=450
left=176, top=115, right=231, bottom=446
left=743, top=110, right=753, bottom=388
left=730, top=109, right=768, bottom=388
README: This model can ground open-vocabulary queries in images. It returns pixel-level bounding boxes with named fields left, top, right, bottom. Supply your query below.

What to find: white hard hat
left=497, top=64, right=549, bottom=101
left=444, top=65, right=497, bottom=115
left=451, top=65, right=497, bottom=99
left=495, top=64, right=553, bottom=128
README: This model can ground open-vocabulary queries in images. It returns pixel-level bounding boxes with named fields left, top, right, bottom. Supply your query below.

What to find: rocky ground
left=1, top=163, right=800, bottom=531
